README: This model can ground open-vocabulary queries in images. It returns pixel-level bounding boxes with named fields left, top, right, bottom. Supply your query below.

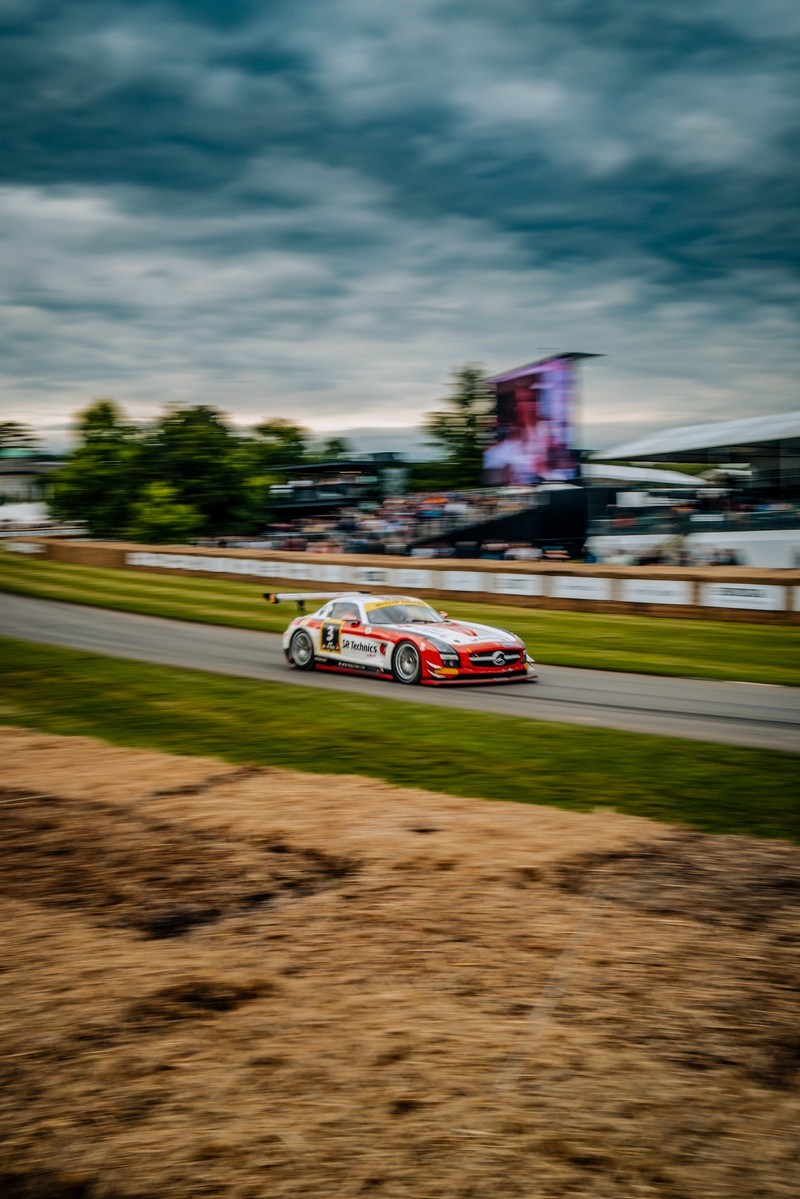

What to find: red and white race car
left=266, top=592, right=537, bottom=685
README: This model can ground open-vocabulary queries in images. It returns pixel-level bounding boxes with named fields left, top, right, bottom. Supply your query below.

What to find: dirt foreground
left=1, top=725, right=799, bottom=1199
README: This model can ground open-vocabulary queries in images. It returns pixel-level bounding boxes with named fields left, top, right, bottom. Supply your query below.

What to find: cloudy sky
left=1, top=0, right=799, bottom=455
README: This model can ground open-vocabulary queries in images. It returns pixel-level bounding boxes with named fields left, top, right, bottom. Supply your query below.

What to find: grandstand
left=588, top=411, right=800, bottom=567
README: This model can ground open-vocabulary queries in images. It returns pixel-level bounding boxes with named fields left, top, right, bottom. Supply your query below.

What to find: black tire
left=392, top=640, right=422, bottom=685
left=289, top=629, right=316, bottom=671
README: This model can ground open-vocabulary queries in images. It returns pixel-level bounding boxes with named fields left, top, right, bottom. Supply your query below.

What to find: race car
left=265, top=591, right=538, bottom=685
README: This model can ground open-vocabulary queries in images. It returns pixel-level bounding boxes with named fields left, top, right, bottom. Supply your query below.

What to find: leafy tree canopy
left=424, top=364, right=493, bottom=489
left=48, top=401, right=303, bottom=540
left=126, top=482, right=202, bottom=545
left=249, top=419, right=310, bottom=470
left=49, top=401, right=144, bottom=538
left=47, top=373, right=496, bottom=542
left=75, top=399, right=133, bottom=444
left=145, top=405, right=242, bottom=532
left=316, top=436, right=352, bottom=462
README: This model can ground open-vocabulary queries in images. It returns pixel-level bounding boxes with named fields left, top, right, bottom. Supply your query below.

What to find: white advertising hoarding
left=128, top=552, right=179, bottom=569
left=286, top=562, right=316, bottom=581
left=492, top=573, right=544, bottom=596
left=120, top=552, right=792, bottom=618
left=441, top=571, right=489, bottom=593
left=702, top=583, right=786, bottom=611
left=551, top=575, right=613, bottom=601
left=393, top=568, right=432, bottom=591
left=247, top=560, right=276, bottom=577
left=127, top=552, right=273, bottom=578
left=353, top=566, right=390, bottom=586
left=319, top=563, right=348, bottom=583
left=3, top=541, right=44, bottom=554
left=620, top=579, right=693, bottom=606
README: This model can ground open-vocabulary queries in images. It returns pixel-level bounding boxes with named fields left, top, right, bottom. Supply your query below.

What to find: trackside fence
left=3, top=538, right=799, bottom=624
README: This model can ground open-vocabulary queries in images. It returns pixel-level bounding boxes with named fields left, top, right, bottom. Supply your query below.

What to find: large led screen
left=483, top=355, right=580, bottom=484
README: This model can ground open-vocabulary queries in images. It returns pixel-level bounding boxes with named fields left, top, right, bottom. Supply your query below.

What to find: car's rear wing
left=264, top=591, right=370, bottom=614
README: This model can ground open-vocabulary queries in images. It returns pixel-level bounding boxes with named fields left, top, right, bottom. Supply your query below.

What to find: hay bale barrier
left=1, top=726, right=799, bottom=1198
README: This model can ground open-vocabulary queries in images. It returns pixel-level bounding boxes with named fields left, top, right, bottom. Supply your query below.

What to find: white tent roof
left=592, top=411, right=800, bottom=461
left=583, top=463, right=698, bottom=486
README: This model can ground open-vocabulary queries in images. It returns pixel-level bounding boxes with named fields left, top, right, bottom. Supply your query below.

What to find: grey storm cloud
left=1, top=0, right=798, bottom=451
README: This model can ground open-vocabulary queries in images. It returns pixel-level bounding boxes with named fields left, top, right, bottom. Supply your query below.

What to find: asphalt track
left=2, top=592, right=799, bottom=753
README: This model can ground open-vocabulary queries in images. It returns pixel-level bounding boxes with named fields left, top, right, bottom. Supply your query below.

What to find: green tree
left=248, top=419, right=309, bottom=470
left=147, top=405, right=243, bottom=535
left=126, top=482, right=202, bottom=544
left=224, top=436, right=278, bottom=531
left=424, top=364, right=493, bottom=488
left=49, top=400, right=143, bottom=537
left=317, top=436, right=352, bottom=461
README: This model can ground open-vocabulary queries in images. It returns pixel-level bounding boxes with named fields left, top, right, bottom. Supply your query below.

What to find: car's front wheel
left=289, top=629, right=315, bottom=670
left=392, top=641, right=422, bottom=685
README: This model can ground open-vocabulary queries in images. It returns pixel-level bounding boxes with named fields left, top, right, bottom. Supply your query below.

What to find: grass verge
left=1, top=636, right=797, bottom=841
left=2, top=550, right=799, bottom=686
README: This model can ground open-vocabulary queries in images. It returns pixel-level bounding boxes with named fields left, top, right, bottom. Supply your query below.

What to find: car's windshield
left=367, top=603, right=444, bottom=625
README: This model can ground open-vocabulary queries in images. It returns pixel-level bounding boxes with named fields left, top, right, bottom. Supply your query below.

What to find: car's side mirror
left=439, top=610, right=448, bottom=619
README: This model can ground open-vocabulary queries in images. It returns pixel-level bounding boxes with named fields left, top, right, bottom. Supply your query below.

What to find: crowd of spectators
left=595, top=545, right=743, bottom=566
left=203, top=485, right=799, bottom=567
left=216, top=490, right=538, bottom=556
left=598, top=497, right=800, bottom=537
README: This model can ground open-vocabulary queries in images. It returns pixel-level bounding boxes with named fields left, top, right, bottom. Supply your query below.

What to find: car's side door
left=317, top=601, right=359, bottom=660
left=318, top=601, right=391, bottom=673
left=341, top=602, right=394, bottom=673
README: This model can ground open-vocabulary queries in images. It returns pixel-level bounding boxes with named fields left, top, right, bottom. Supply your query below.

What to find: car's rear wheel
left=392, top=641, right=422, bottom=685
left=289, top=629, right=315, bottom=670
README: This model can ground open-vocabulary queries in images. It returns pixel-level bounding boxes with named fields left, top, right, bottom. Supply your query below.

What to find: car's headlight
left=424, top=636, right=460, bottom=667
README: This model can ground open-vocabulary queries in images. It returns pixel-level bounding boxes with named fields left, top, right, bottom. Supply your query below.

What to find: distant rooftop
left=592, top=411, right=800, bottom=463
left=583, top=463, right=698, bottom=487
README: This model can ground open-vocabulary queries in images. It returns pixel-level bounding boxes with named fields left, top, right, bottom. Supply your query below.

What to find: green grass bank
left=1, top=637, right=797, bottom=841
left=1, top=551, right=798, bottom=686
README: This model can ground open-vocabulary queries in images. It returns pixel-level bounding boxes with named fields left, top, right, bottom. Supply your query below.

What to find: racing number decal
left=320, top=621, right=342, bottom=654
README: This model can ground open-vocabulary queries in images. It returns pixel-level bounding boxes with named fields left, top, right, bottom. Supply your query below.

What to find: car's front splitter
left=423, top=669, right=538, bottom=686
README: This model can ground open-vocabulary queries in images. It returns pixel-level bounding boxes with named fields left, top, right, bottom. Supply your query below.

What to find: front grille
left=468, top=649, right=523, bottom=667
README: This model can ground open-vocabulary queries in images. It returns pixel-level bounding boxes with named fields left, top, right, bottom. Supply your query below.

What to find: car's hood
left=381, top=621, right=520, bottom=647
